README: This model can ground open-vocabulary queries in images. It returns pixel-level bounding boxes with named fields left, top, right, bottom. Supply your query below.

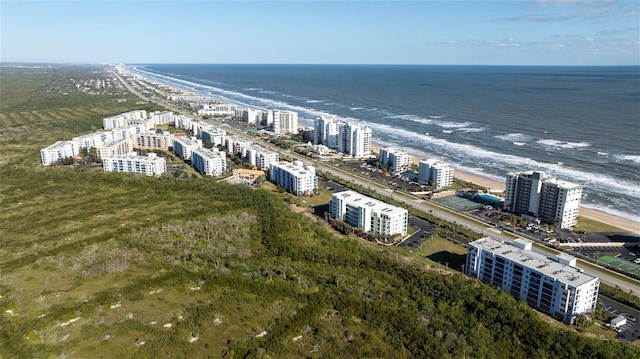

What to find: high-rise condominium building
left=345, top=123, right=372, bottom=158
left=418, top=159, right=454, bottom=189
left=504, top=171, right=582, bottom=229
left=466, top=237, right=599, bottom=324
left=379, top=147, right=411, bottom=174
left=272, top=110, right=298, bottom=135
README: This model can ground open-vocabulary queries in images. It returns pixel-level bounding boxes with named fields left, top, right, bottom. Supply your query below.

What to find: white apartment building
left=379, top=147, right=411, bottom=174
left=466, top=237, right=599, bottom=324
left=314, top=117, right=343, bottom=149
left=418, top=159, right=454, bottom=189
left=72, top=131, right=114, bottom=150
left=103, top=152, right=166, bottom=176
left=111, top=123, right=149, bottom=141
left=174, top=115, right=193, bottom=131
left=504, top=171, right=583, bottom=229
left=149, top=111, right=177, bottom=126
left=269, top=161, right=318, bottom=196
left=225, top=136, right=253, bottom=156
left=198, top=103, right=238, bottom=116
left=272, top=110, right=298, bottom=135
left=191, top=148, right=227, bottom=176
left=329, top=190, right=408, bottom=237
left=103, top=110, right=147, bottom=129
left=245, top=146, right=279, bottom=170
left=96, top=138, right=134, bottom=160
left=345, top=124, right=371, bottom=158
left=200, top=126, right=226, bottom=147
left=173, top=136, right=203, bottom=161
left=135, top=131, right=174, bottom=151
left=41, top=140, right=78, bottom=165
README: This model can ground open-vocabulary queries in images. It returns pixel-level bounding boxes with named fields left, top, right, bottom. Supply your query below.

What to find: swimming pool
left=477, top=193, right=503, bottom=204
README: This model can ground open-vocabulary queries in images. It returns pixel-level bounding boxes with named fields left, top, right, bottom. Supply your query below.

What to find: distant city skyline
left=2, top=1, right=639, bottom=66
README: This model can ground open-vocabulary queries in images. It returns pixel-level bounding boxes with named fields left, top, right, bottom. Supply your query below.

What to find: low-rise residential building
left=269, top=160, right=318, bottom=196
left=96, top=138, right=134, bottom=160
left=173, top=136, right=202, bottom=161
left=466, top=237, right=599, bottom=324
left=135, top=131, right=174, bottom=151
left=200, top=126, right=226, bottom=147
left=103, top=110, right=147, bottom=129
left=244, top=146, right=279, bottom=170
left=231, top=169, right=265, bottom=184
left=418, top=159, right=454, bottom=189
left=191, top=148, right=227, bottom=176
left=111, top=123, right=149, bottom=141
left=329, top=190, right=408, bottom=236
left=149, top=111, right=176, bottom=126
left=41, top=140, right=78, bottom=165
left=103, top=152, right=166, bottom=176
left=72, top=131, right=114, bottom=150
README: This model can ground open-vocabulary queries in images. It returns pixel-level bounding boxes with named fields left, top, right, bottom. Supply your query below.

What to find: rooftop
left=471, top=237, right=598, bottom=287
left=334, top=190, right=407, bottom=217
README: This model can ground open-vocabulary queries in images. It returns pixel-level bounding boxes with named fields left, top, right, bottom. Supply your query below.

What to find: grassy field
left=1, top=65, right=637, bottom=358
left=574, top=215, right=627, bottom=233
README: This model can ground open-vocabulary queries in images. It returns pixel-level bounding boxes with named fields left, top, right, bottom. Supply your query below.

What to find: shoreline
left=369, top=143, right=640, bottom=235
left=125, top=67, right=640, bottom=235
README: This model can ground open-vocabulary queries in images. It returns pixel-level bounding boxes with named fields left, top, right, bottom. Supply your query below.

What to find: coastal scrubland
left=1, top=65, right=638, bottom=358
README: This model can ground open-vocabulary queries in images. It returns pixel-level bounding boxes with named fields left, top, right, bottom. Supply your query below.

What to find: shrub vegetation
left=1, top=65, right=637, bottom=358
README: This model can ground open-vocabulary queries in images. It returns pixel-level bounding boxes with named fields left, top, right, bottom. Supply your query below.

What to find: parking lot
left=398, top=217, right=435, bottom=250
left=603, top=297, right=640, bottom=342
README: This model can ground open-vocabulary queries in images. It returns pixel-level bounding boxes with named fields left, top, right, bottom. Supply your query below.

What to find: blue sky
left=1, top=1, right=638, bottom=65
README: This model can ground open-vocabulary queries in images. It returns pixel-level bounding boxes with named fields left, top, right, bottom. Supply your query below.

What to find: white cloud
left=503, top=0, right=639, bottom=22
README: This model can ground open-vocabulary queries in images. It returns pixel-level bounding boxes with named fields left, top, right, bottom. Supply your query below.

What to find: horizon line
left=2, top=61, right=639, bottom=68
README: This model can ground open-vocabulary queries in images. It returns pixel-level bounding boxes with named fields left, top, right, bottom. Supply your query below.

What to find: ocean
left=127, top=64, right=640, bottom=222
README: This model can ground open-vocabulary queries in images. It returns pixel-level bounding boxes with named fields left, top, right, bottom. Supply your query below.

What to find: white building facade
left=191, top=148, right=227, bottom=176
left=329, top=190, right=408, bottom=237
left=272, top=110, right=298, bottom=135
left=103, top=110, right=147, bottom=129
left=379, top=147, right=411, bottom=174
left=41, top=140, right=78, bottom=165
left=173, top=137, right=203, bottom=161
left=504, top=171, right=583, bottom=229
left=466, top=237, right=599, bottom=324
left=269, top=161, right=318, bottom=196
left=96, top=138, right=134, bottom=160
left=345, top=123, right=372, bottom=158
left=103, top=152, right=166, bottom=176
left=418, top=159, right=454, bottom=189
left=135, top=131, right=174, bottom=150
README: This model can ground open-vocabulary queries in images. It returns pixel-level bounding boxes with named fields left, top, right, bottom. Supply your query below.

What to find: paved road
left=114, top=67, right=640, bottom=296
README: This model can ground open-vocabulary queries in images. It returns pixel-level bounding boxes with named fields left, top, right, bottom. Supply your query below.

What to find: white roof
left=333, top=190, right=407, bottom=217
left=471, top=237, right=598, bottom=287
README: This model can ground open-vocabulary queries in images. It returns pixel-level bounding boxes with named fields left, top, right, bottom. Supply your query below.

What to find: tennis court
left=434, top=195, right=484, bottom=212
left=598, top=255, right=640, bottom=277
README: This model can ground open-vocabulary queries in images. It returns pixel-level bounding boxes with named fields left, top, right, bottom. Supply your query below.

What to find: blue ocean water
left=128, top=64, right=640, bottom=222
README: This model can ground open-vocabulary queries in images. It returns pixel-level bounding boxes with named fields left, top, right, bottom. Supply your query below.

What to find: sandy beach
left=370, top=143, right=640, bottom=235
left=132, top=71, right=639, bottom=235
